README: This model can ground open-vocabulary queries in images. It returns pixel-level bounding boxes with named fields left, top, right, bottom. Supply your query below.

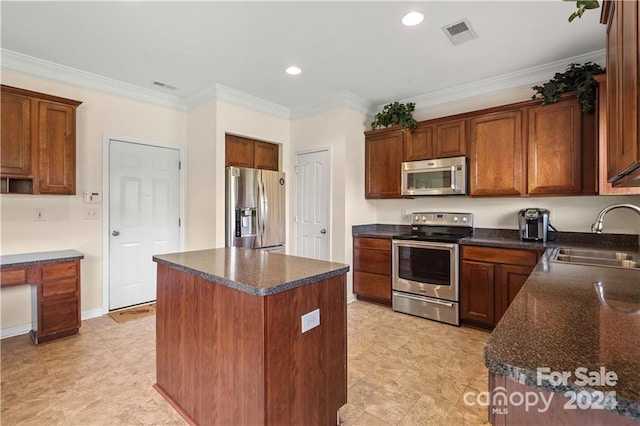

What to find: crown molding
left=290, top=91, right=376, bottom=120
left=1, top=49, right=189, bottom=111
left=187, top=83, right=290, bottom=119
left=392, top=49, right=607, bottom=112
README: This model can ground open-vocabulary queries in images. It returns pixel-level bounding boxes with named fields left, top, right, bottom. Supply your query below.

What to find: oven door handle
left=393, top=292, right=454, bottom=307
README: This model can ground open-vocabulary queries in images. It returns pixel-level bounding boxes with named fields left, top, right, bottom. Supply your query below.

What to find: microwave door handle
left=450, top=165, right=456, bottom=190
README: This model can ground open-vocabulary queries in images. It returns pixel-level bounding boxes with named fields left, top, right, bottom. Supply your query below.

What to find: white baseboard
left=1, top=307, right=107, bottom=339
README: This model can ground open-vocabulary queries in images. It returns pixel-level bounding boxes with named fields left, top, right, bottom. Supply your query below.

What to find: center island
left=152, top=247, right=350, bottom=426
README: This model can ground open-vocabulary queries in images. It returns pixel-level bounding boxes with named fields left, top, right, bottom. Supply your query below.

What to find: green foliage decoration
left=531, top=62, right=605, bottom=113
left=371, top=102, right=417, bottom=130
left=566, top=0, right=600, bottom=22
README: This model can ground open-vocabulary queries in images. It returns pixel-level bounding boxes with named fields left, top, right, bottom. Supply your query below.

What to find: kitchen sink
left=549, top=248, right=640, bottom=270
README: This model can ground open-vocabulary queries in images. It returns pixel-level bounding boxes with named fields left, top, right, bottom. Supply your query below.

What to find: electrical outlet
left=34, top=208, right=46, bottom=221
left=301, top=309, right=320, bottom=333
left=84, top=208, right=99, bottom=220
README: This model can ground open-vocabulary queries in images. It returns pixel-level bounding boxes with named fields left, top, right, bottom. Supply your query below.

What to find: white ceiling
left=1, top=1, right=606, bottom=114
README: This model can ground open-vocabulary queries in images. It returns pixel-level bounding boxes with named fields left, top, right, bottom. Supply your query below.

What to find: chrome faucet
left=591, top=203, right=640, bottom=233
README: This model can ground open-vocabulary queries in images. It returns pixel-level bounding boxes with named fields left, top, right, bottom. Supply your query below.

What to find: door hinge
left=178, top=218, right=181, bottom=227
left=294, top=166, right=299, bottom=174
left=178, top=161, right=182, bottom=170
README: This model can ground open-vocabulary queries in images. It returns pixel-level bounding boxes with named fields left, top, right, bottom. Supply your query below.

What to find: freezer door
left=226, top=167, right=258, bottom=248
left=255, top=169, right=285, bottom=248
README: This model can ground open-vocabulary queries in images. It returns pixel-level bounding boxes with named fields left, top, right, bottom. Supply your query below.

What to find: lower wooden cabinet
left=352, top=237, right=392, bottom=305
left=460, top=245, right=541, bottom=328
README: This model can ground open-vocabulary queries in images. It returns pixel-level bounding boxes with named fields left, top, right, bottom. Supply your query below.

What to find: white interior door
left=295, top=149, right=330, bottom=260
left=109, top=140, right=181, bottom=310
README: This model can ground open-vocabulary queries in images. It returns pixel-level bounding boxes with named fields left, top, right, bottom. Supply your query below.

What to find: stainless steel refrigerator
left=226, top=166, right=285, bottom=250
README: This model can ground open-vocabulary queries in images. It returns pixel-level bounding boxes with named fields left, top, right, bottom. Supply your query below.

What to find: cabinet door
left=1, top=91, right=32, bottom=177
left=40, top=296, right=79, bottom=335
left=353, top=272, right=391, bottom=304
left=37, top=101, right=76, bottom=194
left=404, top=125, right=432, bottom=161
left=254, top=141, right=279, bottom=171
left=527, top=98, right=582, bottom=195
left=365, top=130, right=404, bottom=199
left=225, top=134, right=254, bottom=168
left=496, top=264, right=533, bottom=323
left=460, top=260, right=495, bottom=326
left=469, top=111, right=525, bottom=196
left=616, top=0, right=639, bottom=178
left=434, top=119, right=467, bottom=158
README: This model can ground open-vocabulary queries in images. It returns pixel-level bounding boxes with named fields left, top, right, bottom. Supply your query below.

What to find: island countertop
left=153, top=247, right=350, bottom=296
left=484, top=249, right=640, bottom=420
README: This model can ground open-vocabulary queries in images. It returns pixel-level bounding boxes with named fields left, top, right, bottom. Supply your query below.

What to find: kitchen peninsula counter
left=152, top=248, right=349, bottom=426
left=484, top=250, right=640, bottom=423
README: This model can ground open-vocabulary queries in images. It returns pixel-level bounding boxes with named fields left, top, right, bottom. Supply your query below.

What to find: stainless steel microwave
left=401, top=156, right=467, bottom=196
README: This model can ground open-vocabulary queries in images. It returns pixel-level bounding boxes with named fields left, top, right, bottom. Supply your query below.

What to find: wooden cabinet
left=0, top=85, right=81, bottom=195
left=364, top=127, right=404, bottom=199
left=527, top=97, right=584, bottom=195
left=403, top=119, right=467, bottom=162
left=434, top=119, right=467, bottom=158
left=594, top=74, right=640, bottom=194
left=225, top=134, right=279, bottom=171
left=352, top=237, right=392, bottom=305
left=469, top=110, right=525, bottom=196
left=1, top=258, right=81, bottom=344
left=602, top=0, right=640, bottom=186
left=460, top=245, right=541, bottom=328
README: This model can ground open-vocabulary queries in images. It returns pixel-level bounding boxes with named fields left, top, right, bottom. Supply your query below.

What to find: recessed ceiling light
left=286, top=66, right=302, bottom=75
left=402, top=11, right=424, bottom=26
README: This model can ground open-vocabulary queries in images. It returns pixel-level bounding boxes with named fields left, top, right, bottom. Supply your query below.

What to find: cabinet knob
left=112, top=230, right=120, bottom=236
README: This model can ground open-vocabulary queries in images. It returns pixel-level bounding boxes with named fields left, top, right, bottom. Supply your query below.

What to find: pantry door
left=109, top=140, right=181, bottom=310
left=295, top=149, right=331, bottom=261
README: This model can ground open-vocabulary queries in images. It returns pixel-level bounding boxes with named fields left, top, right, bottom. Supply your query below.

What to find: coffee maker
left=518, top=208, right=552, bottom=242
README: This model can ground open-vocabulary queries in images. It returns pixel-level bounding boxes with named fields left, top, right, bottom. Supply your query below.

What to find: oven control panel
left=411, top=212, right=473, bottom=227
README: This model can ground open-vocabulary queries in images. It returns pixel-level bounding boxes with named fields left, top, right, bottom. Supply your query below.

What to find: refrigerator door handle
left=257, top=171, right=266, bottom=247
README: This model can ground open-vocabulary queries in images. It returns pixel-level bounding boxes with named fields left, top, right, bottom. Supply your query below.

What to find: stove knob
left=421, top=215, right=427, bottom=222
left=462, top=217, right=468, bottom=223
left=414, top=215, right=420, bottom=222
left=453, top=216, right=459, bottom=223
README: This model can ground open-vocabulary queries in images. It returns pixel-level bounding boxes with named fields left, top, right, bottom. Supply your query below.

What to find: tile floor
left=1, top=300, right=490, bottom=425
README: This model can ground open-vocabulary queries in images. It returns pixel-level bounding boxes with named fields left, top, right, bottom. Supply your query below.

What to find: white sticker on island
left=301, top=309, right=320, bottom=333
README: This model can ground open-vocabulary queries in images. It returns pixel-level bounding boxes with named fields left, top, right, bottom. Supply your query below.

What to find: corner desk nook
left=0, top=250, right=84, bottom=344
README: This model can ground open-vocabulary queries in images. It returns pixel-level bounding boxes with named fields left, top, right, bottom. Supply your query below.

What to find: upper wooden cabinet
left=365, top=127, right=404, bottom=199
left=602, top=0, right=640, bottom=186
left=225, top=134, right=279, bottom=171
left=403, top=119, right=467, bottom=162
left=469, top=110, right=525, bottom=196
left=527, top=97, right=586, bottom=195
left=594, top=74, right=640, bottom=194
left=1, top=85, right=81, bottom=195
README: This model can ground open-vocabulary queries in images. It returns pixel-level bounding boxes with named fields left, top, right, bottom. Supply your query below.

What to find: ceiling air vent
left=442, top=18, right=478, bottom=46
left=152, top=81, right=177, bottom=90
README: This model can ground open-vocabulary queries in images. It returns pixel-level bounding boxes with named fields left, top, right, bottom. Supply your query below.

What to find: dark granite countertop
left=485, top=250, right=640, bottom=420
left=153, top=248, right=350, bottom=296
left=0, top=249, right=84, bottom=269
left=352, top=224, right=411, bottom=239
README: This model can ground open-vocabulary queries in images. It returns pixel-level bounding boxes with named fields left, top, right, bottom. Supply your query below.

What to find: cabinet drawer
left=461, top=246, right=540, bottom=267
left=40, top=297, right=79, bottom=335
left=41, top=261, right=77, bottom=281
left=1, top=267, right=28, bottom=287
left=42, top=278, right=77, bottom=299
left=353, top=248, right=391, bottom=275
left=354, top=237, right=391, bottom=250
left=353, top=272, right=391, bottom=303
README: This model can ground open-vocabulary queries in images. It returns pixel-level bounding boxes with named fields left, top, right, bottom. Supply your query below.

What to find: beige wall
left=0, top=71, right=188, bottom=332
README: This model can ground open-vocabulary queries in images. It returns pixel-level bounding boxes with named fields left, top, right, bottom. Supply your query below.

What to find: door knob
left=320, top=229, right=327, bottom=234
left=112, top=230, right=120, bottom=236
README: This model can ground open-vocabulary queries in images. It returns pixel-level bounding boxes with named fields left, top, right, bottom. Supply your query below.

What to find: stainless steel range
left=392, top=212, right=473, bottom=326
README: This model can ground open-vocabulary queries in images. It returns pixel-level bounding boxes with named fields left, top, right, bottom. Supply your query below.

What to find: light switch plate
left=301, top=309, right=320, bottom=333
